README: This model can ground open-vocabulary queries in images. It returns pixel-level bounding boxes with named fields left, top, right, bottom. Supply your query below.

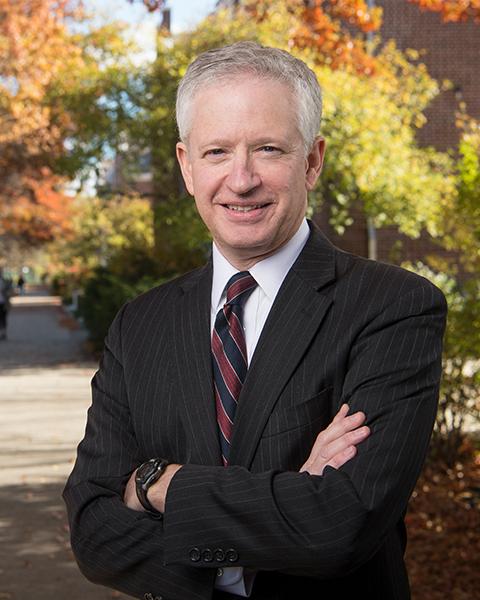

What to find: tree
left=48, top=195, right=155, bottom=280
left=409, top=0, right=480, bottom=23
left=436, top=112, right=480, bottom=273
left=403, top=263, right=480, bottom=465
left=0, top=0, right=83, bottom=243
left=315, top=43, right=455, bottom=238
left=47, top=193, right=161, bottom=349
left=269, top=0, right=383, bottom=75
left=50, top=21, right=147, bottom=185
left=0, top=0, right=140, bottom=245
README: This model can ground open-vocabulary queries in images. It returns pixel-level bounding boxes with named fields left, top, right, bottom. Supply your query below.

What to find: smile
left=225, top=204, right=267, bottom=212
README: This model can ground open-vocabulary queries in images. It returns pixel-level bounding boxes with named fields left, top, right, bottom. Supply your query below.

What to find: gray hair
left=176, top=41, right=322, bottom=153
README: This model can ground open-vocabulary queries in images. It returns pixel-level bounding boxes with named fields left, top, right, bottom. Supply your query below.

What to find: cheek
left=191, top=166, right=223, bottom=197
left=270, top=160, right=303, bottom=186
left=273, top=168, right=306, bottom=203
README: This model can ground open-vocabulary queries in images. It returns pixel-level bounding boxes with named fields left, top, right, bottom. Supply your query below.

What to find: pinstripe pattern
left=63, top=222, right=447, bottom=600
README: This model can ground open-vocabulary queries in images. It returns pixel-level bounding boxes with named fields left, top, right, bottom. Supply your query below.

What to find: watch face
left=136, top=459, right=158, bottom=483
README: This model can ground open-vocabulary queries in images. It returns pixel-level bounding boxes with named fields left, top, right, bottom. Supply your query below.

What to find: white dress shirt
left=210, top=218, right=310, bottom=596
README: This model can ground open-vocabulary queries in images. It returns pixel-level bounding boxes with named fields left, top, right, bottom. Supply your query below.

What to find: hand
left=300, top=404, right=369, bottom=476
left=123, top=464, right=182, bottom=513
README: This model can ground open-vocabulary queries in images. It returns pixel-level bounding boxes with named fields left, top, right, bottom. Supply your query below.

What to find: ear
left=305, top=136, right=326, bottom=191
left=176, top=142, right=195, bottom=196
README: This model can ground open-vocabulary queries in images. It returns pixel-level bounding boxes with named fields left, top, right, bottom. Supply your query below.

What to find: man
left=64, top=42, right=447, bottom=600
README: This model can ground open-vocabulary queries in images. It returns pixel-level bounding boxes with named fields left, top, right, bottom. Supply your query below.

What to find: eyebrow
left=199, top=140, right=231, bottom=150
left=199, top=137, right=290, bottom=150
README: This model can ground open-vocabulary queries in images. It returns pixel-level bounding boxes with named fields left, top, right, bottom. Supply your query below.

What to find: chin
left=227, top=236, right=271, bottom=252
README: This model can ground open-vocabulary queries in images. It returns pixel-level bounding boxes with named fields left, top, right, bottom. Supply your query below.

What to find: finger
left=301, top=445, right=357, bottom=476
left=316, top=411, right=366, bottom=448
left=327, top=445, right=357, bottom=470
left=332, top=403, right=349, bottom=422
left=318, top=425, right=370, bottom=461
left=331, top=409, right=366, bottom=433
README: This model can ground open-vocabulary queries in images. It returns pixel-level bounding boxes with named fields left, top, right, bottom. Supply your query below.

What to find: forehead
left=187, top=75, right=299, bottom=140
left=191, top=73, right=295, bottom=108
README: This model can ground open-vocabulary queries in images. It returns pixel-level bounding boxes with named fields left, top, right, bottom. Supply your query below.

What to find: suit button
left=225, top=548, right=239, bottom=563
left=214, top=548, right=225, bottom=562
left=189, top=547, right=201, bottom=562
left=144, top=594, right=154, bottom=600
left=217, top=568, right=224, bottom=577
left=202, top=548, right=213, bottom=562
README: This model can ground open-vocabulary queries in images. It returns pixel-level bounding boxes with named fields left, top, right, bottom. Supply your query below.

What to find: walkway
left=0, top=290, right=131, bottom=599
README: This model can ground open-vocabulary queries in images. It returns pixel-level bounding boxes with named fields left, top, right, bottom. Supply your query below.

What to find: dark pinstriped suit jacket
left=63, top=223, right=447, bottom=600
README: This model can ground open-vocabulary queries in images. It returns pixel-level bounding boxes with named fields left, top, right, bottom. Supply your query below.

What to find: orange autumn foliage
left=1, top=169, right=72, bottom=244
left=328, top=0, right=383, bottom=32
left=0, top=0, right=82, bottom=243
left=238, top=0, right=383, bottom=76
left=408, top=0, right=480, bottom=23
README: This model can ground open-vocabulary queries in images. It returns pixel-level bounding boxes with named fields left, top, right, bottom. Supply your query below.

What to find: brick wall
left=380, top=0, right=479, bottom=151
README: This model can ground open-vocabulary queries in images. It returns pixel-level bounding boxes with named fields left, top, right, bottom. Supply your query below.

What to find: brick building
left=315, top=0, right=479, bottom=264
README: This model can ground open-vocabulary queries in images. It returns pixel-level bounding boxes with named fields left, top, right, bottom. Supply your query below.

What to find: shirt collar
left=211, top=218, right=310, bottom=310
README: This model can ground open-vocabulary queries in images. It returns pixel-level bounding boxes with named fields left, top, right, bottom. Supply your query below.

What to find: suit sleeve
left=162, top=281, right=447, bottom=577
left=62, top=303, right=214, bottom=600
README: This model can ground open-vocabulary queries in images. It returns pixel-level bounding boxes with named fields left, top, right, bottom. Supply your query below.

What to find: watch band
left=135, top=458, right=169, bottom=518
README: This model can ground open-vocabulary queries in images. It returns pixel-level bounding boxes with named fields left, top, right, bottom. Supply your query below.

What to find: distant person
left=0, top=270, right=13, bottom=341
left=17, top=275, right=25, bottom=295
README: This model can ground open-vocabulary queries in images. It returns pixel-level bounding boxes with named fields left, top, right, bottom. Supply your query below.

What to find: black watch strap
left=135, top=458, right=169, bottom=518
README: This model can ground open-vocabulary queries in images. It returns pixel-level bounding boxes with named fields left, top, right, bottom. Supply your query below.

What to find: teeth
left=227, top=205, right=262, bottom=212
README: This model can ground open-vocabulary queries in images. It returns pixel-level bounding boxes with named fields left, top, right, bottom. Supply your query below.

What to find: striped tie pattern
left=212, top=272, right=257, bottom=466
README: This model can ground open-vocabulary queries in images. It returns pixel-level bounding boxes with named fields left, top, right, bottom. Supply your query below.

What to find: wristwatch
left=135, top=458, right=169, bottom=518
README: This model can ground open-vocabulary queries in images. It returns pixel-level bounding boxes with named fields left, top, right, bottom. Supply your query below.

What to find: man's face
left=176, top=75, right=325, bottom=268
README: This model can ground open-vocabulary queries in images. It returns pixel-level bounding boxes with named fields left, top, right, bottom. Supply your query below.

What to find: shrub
left=79, top=267, right=167, bottom=351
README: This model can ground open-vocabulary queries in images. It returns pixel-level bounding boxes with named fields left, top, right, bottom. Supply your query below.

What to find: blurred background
left=0, top=1, right=478, bottom=598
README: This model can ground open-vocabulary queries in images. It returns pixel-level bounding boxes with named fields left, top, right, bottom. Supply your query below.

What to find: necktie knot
left=225, top=271, right=257, bottom=306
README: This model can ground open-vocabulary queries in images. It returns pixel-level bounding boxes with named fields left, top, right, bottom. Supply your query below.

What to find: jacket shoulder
left=128, top=265, right=208, bottom=312
left=334, top=248, right=447, bottom=310
left=106, top=264, right=210, bottom=345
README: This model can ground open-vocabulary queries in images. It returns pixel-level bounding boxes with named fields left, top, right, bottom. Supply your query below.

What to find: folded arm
left=63, top=304, right=215, bottom=600
left=161, top=282, right=446, bottom=576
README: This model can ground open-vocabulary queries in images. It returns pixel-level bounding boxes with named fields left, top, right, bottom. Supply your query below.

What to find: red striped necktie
left=212, top=271, right=257, bottom=466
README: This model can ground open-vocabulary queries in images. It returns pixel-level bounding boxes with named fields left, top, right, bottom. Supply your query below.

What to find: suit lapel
left=228, top=225, right=337, bottom=468
left=173, top=262, right=223, bottom=466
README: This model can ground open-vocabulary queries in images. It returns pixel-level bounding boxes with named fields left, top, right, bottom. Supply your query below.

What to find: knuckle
left=347, top=414, right=362, bottom=428
left=345, top=445, right=356, bottom=458
left=346, top=431, right=356, bottom=443
left=319, top=446, right=329, bottom=459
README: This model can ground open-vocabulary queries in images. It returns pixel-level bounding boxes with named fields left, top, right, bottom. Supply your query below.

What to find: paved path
left=0, top=291, right=132, bottom=599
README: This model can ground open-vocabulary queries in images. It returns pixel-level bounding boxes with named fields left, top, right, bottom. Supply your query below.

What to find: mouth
left=222, top=203, right=273, bottom=214
left=225, top=204, right=265, bottom=213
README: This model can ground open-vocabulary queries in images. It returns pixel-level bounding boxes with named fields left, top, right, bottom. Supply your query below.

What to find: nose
left=225, top=151, right=261, bottom=195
